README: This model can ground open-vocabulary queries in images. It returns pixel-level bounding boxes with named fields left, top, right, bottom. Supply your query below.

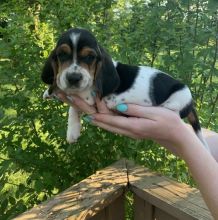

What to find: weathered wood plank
left=14, top=159, right=128, bottom=220
left=155, top=207, right=178, bottom=220
left=134, top=194, right=146, bottom=220
left=105, top=193, right=125, bottom=220
left=89, top=194, right=125, bottom=220
left=127, top=161, right=212, bottom=220
left=134, top=194, right=154, bottom=220
left=14, top=159, right=213, bottom=220
left=89, top=209, right=106, bottom=220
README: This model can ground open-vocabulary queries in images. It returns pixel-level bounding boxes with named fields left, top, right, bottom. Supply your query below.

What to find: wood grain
left=14, top=159, right=213, bottom=220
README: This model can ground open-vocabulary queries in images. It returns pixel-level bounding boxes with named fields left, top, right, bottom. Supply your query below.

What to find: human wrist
left=165, top=122, right=197, bottom=158
left=176, top=125, right=204, bottom=159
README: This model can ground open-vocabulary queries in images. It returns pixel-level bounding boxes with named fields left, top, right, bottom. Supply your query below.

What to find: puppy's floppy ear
left=95, top=46, right=120, bottom=98
left=41, top=50, right=57, bottom=85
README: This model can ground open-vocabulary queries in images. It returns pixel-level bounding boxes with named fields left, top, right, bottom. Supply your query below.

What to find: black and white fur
left=41, top=28, right=209, bottom=151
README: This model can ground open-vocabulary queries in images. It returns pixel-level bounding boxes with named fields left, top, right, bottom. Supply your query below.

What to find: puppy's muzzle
left=66, top=73, right=83, bottom=86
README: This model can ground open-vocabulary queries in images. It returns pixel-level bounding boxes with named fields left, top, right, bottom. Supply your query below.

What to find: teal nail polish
left=66, top=96, right=74, bottom=102
left=91, top=91, right=96, bottom=97
left=116, top=104, right=128, bottom=112
left=53, top=95, right=63, bottom=103
left=83, top=115, right=94, bottom=123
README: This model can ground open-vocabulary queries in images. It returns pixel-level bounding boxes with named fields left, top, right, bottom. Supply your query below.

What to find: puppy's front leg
left=67, top=106, right=81, bottom=143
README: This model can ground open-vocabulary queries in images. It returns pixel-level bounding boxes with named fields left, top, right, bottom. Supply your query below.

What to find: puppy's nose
left=66, top=73, right=83, bottom=85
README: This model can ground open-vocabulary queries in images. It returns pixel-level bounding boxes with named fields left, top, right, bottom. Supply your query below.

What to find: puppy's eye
left=57, top=51, right=71, bottom=62
left=80, top=55, right=96, bottom=64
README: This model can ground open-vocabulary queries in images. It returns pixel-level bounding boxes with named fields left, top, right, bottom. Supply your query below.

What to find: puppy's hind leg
left=67, top=106, right=81, bottom=143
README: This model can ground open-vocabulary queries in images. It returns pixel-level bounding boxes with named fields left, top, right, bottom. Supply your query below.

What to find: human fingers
left=89, top=116, right=140, bottom=139
left=71, top=96, right=97, bottom=114
left=56, top=93, right=97, bottom=114
left=56, top=92, right=71, bottom=105
left=92, top=113, right=155, bottom=134
left=84, top=113, right=141, bottom=139
left=115, top=104, right=175, bottom=120
left=88, top=113, right=184, bottom=153
left=91, top=117, right=181, bottom=153
left=95, top=96, right=113, bottom=114
left=92, top=110, right=185, bottom=143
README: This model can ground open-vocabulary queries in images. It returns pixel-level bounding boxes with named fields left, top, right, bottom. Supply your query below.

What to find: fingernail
left=83, top=115, right=94, bottom=123
left=91, top=91, right=96, bottom=97
left=53, top=94, right=60, bottom=99
left=66, top=96, right=74, bottom=102
left=53, top=95, right=63, bottom=103
left=116, top=104, right=128, bottom=112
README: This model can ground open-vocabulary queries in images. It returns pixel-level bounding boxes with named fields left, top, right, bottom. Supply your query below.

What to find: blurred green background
left=0, top=0, right=217, bottom=219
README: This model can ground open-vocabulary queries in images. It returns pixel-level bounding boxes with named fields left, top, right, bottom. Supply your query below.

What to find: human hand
left=55, top=91, right=97, bottom=115
left=55, top=90, right=120, bottom=115
left=55, top=92, right=198, bottom=156
left=90, top=103, right=196, bottom=155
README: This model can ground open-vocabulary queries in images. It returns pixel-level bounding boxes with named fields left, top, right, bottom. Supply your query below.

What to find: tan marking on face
left=80, top=61, right=97, bottom=78
left=79, top=47, right=97, bottom=57
left=56, top=44, right=73, bottom=74
left=79, top=47, right=98, bottom=77
left=58, top=61, right=71, bottom=73
left=56, top=44, right=72, bottom=55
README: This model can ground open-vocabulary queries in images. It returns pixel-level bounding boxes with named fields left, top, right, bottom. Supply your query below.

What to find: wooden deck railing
left=14, top=159, right=213, bottom=220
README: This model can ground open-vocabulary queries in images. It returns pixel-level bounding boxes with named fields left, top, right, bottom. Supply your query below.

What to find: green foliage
left=0, top=0, right=217, bottom=219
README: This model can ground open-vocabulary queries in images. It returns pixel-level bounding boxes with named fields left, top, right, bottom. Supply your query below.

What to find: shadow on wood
left=14, top=159, right=212, bottom=220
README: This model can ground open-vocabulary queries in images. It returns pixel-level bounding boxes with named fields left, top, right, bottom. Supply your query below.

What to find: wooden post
left=89, top=194, right=125, bottom=220
left=105, top=193, right=125, bottom=220
left=134, top=193, right=154, bottom=220
left=154, top=207, right=178, bottom=220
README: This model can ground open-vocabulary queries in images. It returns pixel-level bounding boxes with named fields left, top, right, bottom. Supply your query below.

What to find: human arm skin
left=179, top=130, right=218, bottom=219
left=91, top=103, right=218, bottom=219
left=57, top=93, right=218, bottom=218
left=202, top=129, right=218, bottom=163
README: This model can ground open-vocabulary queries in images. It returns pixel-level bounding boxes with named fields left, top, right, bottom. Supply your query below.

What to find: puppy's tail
left=187, top=107, right=210, bottom=153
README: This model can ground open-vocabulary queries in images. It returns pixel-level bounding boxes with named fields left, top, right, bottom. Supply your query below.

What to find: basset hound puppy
left=41, top=28, right=209, bottom=151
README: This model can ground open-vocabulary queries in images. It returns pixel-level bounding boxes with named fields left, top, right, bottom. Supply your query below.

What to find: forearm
left=180, top=133, right=218, bottom=219
left=62, top=97, right=218, bottom=217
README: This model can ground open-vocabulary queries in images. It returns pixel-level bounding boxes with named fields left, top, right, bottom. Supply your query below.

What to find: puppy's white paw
left=66, top=135, right=78, bottom=143
left=43, top=89, right=52, bottom=99
left=66, top=124, right=81, bottom=144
